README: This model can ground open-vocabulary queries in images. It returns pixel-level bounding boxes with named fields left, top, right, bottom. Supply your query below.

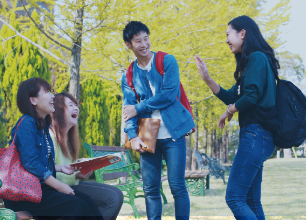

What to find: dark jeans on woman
left=140, top=136, right=190, bottom=220
left=4, top=184, right=103, bottom=220
left=226, top=124, right=275, bottom=220
left=71, top=181, right=123, bottom=220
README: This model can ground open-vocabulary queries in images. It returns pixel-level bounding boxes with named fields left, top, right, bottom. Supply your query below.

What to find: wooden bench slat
left=91, top=145, right=127, bottom=152
left=16, top=211, right=33, bottom=220
left=185, top=170, right=209, bottom=178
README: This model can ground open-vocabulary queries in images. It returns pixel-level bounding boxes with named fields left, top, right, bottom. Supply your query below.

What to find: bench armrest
left=95, top=163, right=141, bottom=183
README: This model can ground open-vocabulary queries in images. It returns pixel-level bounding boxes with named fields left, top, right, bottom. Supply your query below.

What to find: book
left=70, top=153, right=122, bottom=175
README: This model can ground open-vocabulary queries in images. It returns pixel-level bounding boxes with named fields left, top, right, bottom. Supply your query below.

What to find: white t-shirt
left=137, top=54, right=172, bottom=139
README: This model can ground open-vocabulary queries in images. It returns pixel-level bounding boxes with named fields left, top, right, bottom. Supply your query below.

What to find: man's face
left=125, top=31, right=151, bottom=58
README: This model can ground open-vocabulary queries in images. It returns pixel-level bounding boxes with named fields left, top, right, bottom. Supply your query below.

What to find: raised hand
left=195, top=54, right=210, bottom=81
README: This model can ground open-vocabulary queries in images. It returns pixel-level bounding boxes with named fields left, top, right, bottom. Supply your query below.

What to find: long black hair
left=229, top=15, right=280, bottom=82
left=17, top=77, right=52, bottom=129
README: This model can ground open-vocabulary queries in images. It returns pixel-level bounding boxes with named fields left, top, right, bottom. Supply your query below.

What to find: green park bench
left=192, top=149, right=230, bottom=184
left=83, top=143, right=168, bottom=219
left=184, top=169, right=210, bottom=196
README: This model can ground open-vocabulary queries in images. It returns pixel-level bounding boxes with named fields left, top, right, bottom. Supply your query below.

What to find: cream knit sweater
left=50, top=129, right=79, bottom=186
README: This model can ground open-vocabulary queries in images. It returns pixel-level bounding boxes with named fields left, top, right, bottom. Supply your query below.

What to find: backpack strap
left=155, top=51, right=168, bottom=76
left=126, top=61, right=140, bottom=103
left=265, top=54, right=280, bottom=81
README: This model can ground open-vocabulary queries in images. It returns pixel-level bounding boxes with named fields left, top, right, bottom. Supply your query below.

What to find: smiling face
left=30, top=87, right=55, bottom=118
left=226, top=24, right=245, bottom=54
left=125, top=31, right=151, bottom=58
left=64, top=97, right=79, bottom=130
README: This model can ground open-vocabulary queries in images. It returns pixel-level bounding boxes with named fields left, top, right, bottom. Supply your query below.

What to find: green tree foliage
left=78, top=75, right=122, bottom=156
left=0, top=88, right=7, bottom=148
left=0, top=13, right=51, bottom=144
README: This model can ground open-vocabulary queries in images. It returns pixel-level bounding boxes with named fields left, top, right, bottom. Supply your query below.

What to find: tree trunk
left=224, top=130, right=229, bottom=163
left=186, top=135, right=192, bottom=170
left=213, top=129, right=217, bottom=158
left=203, top=125, right=207, bottom=154
left=210, top=132, right=213, bottom=157
left=219, top=136, right=223, bottom=159
left=192, top=107, right=198, bottom=170
left=120, top=102, right=127, bottom=146
left=69, top=4, right=84, bottom=101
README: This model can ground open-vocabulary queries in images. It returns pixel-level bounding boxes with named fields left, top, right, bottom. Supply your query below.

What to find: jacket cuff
left=135, top=101, right=146, bottom=114
left=127, top=129, right=138, bottom=140
left=214, top=86, right=226, bottom=99
left=235, top=95, right=254, bottom=112
left=42, top=170, right=53, bottom=183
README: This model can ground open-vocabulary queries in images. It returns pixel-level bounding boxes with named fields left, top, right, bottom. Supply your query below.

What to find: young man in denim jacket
left=121, top=21, right=195, bottom=220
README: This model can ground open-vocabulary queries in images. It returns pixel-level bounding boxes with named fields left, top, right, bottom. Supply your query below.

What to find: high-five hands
left=123, top=105, right=137, bottom=122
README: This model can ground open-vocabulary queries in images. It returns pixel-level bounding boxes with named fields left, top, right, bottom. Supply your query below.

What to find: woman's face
left=30, top=87, right=55, bottom=118
left=64, top=97, right=79, bottom=129
left=226, top=24, right=245, bottom=54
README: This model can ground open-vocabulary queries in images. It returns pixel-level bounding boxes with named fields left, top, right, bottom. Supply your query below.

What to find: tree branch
left=190, top=95, right=214, bottom=105
left=0, top=28, right=32, bottom=43
left=76, top=20, right=106, bottom=40
left=0, top=17, right=69, bottom=66
left=29, top=2, right=74, bottom=40
left=82, top=70, right=119, bottom=85
left=20, top=0, right=73, bottom=52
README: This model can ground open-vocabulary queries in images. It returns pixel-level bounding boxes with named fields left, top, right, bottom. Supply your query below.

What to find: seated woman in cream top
left=50, top=92, right=123, bottom=220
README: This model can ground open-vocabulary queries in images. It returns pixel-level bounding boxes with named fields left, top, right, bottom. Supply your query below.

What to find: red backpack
left=126, top=51, right=195, bottom=134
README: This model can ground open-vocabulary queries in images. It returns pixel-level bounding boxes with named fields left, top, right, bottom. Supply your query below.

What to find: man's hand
left=123, top=105, right=137, bottom=122
left=130, top=137, right=147, bottom=153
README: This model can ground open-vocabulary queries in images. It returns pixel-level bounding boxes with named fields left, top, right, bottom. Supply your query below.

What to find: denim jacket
left=121, top=52, right=195, bottom=141
left=10, top=115, right=56, bottom=183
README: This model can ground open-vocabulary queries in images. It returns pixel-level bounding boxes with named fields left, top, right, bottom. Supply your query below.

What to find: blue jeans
left=226, top=124, right=275, bottom=220
left=140, top=136, right=190, bottom=220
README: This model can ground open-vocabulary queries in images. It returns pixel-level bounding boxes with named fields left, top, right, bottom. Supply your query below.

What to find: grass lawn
left=117, top=158, right=306, bottom=220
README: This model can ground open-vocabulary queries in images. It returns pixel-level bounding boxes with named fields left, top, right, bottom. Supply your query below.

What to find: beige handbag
left=124, top=118, right=160, bottom=154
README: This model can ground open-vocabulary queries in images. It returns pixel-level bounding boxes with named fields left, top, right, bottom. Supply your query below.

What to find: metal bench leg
left=206, top=174, right=210, bottom=189
left=128, top=188, right=140, bottom=218
left=160, top=184, right=168, bottom=204
left=221, top=174, right=226, bottom=185
left=200, top=178, right=205, bottom=196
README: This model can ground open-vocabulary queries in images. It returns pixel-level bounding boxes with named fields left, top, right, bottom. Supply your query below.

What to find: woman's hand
left=57, top=182, right=75, bottom=195
left=195, top=55, right=220, bottom=94
left=75, top=170, right=93, bottom=180
left=218, top=110, right=234, bottom=129
left=61, top=165, right=76, bottom=175
left=195, top=54, right=211, bottom=81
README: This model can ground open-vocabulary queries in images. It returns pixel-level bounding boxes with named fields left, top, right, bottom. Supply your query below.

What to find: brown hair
left=17, top=77, right=52, bottom=129
left=50, top=92, right=80, bottom=161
